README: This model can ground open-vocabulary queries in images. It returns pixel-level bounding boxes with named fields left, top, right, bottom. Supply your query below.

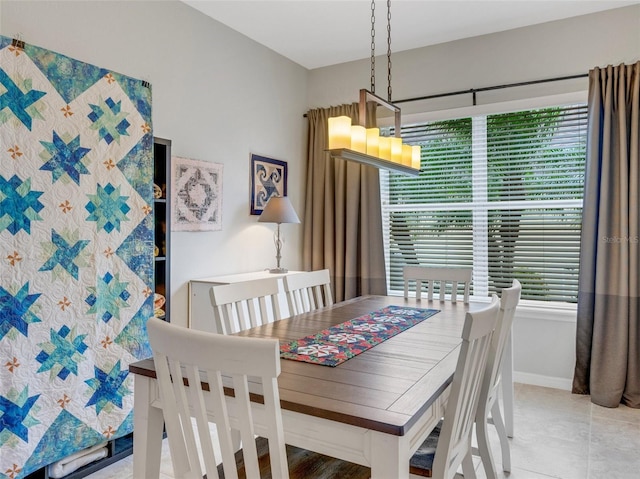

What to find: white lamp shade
left=258, top=196, right=300, bottom=224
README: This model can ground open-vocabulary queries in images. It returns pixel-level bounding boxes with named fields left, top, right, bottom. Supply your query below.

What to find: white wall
left=3, top=1, right=639, bottom=388
left=308, top=4, right=640, bottom=389
left=308, top=5, right=640, bottom=111
left=1, top=0, right=309, bottom=327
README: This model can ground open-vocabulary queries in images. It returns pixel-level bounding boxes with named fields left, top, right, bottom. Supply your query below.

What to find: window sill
left=515, top=300, right=577, bottom=323
left=388, top=290, right=577, bottom=323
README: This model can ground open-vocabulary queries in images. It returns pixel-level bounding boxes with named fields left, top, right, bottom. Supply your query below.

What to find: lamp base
left=268, top=267, right=288, bottom=274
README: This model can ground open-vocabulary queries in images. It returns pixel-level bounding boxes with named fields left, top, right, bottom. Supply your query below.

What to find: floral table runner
left=280, top=306, right=439, bottom=367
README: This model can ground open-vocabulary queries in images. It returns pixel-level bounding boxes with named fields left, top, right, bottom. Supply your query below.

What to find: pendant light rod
left=386, top=0, right=392, bottom=102
left=358, top=89, right=401, bottom=138
left=370, top=0, right=376, bottom=94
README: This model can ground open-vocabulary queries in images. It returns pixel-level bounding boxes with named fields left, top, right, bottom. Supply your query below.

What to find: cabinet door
left=153, top=137, right=171, bottom=321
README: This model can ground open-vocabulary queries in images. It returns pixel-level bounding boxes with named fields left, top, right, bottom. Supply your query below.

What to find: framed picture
left=171, top=156, right=223, bottom=231
left=250, top=153, right=288, bottom=215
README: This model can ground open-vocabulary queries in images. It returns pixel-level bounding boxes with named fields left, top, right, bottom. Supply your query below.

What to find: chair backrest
left=147, top=317, right=289, bottom=479
left=478, top=279, right=521, bottom=416
left=209, top=277, right=282, bottom=334
left=283, top=269, right=334, bottom=315
left=403, top=266, right=472, bottom=303
left=432, top=295, right=500, bottom=479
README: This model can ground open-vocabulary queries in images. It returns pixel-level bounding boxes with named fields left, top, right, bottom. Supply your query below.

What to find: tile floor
left=87, top=383, right=640, bottom=479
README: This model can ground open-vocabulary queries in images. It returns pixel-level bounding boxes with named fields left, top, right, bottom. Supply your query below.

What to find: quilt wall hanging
left=171, top=156, right=223, bottom=231
left=0, top=36, right=153, bottom=478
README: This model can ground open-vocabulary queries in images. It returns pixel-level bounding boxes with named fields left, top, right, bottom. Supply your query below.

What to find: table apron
left=407, top=384, right=450, bottom=456
left=138, top=378, right=449, bottom=479
left=146, top=393, right=373, bottom=466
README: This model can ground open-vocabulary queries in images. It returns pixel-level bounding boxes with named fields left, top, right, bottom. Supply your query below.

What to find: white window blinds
left=381, top=104, right=587, bottom=302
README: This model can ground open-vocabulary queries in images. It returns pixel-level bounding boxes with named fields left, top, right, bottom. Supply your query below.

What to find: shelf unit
left=153, top=137, right=171, bottom=322
left=24, top=435, right=134, bottom=479
left=25, top=138, right=171, bottom=479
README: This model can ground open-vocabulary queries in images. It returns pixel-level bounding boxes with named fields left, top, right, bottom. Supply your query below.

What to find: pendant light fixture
left=327, top=0, right=420, bottom=176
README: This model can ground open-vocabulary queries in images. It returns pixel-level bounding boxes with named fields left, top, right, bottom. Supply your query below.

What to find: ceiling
left=182, top=0, right=638, bottom=70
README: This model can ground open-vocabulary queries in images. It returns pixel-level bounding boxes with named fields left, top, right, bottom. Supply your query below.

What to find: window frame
left=380, top=91, right=587, bottom=310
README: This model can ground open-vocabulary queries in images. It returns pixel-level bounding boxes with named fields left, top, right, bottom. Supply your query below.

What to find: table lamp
left=258, top=195, right=300, bottom=273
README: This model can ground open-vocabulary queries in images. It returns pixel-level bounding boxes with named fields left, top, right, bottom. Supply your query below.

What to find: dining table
left=130, top=294, right=488, bottom=479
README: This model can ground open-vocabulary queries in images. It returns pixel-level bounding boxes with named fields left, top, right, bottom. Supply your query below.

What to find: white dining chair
left=475, top=279, right=521, bottom=478
left=147, top=316, right=288, bottom=479
left=146, top=317, right=370, bottom=479
left=282, top=269, right=333, bottom=315
left=409, top=295, right=500, bottom=478
left=403, top=266, right=473, bottom=303
left=209, top=277, right=282, bottom=335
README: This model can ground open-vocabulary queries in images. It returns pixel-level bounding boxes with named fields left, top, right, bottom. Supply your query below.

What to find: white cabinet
left=188, top=271, right=301, bottom=333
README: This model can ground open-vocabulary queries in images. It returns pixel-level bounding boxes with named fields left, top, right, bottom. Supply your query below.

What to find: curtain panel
left=303, top=104, right=387, bottom=302
left=573, top=62, right=640, bottom=408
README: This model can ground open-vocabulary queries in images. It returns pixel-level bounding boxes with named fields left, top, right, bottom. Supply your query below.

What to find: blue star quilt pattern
left=0, top=37, right=153, bottom=478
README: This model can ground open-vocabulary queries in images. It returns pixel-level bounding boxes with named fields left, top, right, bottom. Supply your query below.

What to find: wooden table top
left=130, top=295, right=481, bottom=436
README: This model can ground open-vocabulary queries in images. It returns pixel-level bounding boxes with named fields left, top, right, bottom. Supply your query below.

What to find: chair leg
left=501, top=334, right=515, bottom=438
left=491, top=399, right=511, bottom=473
left=231, top=428, right=241, bottom=452
left=461, top=449, right=477, bottom=479
left=476, top=411, right=498, bottom=479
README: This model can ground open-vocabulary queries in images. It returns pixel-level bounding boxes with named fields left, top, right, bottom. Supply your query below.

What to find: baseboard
left=513, top=371, right=573, bottom=391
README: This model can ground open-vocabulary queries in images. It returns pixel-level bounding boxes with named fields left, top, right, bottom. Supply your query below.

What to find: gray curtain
left=303, top=104, right=387, bottom=302
left=573, top=62, right=640, bottom=408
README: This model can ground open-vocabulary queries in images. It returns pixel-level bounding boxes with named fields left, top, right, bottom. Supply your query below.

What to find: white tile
left=85, top=384, right=640, bottom=479
left=591, top=402, right=640, bottom=425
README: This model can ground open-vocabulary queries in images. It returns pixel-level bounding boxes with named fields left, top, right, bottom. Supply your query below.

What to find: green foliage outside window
left=383, top=105, right=587, bottom=302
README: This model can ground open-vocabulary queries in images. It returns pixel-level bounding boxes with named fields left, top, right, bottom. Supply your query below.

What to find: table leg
left=369, top=432, right=410, bottom=479
left=133, top=375, right=165, bottom=479
left=502, top=332, right=515, bottom=437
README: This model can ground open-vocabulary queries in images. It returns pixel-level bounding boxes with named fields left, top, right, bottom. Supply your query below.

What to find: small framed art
left=171, top=156, right=223, bottom=231
left=250, top=153, right=288, bottom=215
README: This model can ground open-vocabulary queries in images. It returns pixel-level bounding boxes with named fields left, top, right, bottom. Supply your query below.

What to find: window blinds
left=382, top=104, right=587, bottom=302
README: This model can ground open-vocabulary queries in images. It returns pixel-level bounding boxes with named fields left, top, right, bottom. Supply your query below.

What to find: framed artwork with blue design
left=250, top=153, right=288, bottom=215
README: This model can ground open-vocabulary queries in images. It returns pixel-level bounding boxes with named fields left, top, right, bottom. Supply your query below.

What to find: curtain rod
left=303, top=72, right=588, bottom=117
left=394, top=73, right=588, bottom=106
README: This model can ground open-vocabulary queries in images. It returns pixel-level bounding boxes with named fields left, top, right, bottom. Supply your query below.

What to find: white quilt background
left=0, top=37, right=153, bottom=478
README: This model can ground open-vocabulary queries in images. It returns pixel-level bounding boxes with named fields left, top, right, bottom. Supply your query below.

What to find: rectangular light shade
left=390, top=137, right=403, bottom=164
left=328, top=116, right=351, bottom=149
left=366, top=128, right=380, bottom=156
left=402, top=144, right=412, bottom=166
left=411, top=145, right=421, bottom=170
left=350, top=125, right=366, bottom=153
left=379, top=136, right=391, bottom=160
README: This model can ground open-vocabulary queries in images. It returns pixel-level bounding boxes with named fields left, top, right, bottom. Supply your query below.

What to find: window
left=381, top=104, right=587, bottom=303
